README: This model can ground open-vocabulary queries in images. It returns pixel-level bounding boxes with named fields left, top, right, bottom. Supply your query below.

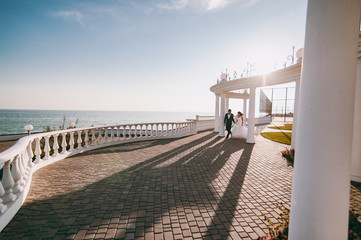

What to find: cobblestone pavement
left=0, top=131, right=354, bottom=239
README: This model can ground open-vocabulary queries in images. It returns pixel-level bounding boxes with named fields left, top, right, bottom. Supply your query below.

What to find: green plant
left=42, top=126, right=56, bottom=132
left=261, top=132, right=292, bottom=145
left=281, top=148, right=295, bottom=163
left=349, top=209, right=361, bottom=240
left=258, top=203, right=290, bottom=240
left=268, top=124, right=293, bottom=131
left=67, top=118, right=79, bottom=129
left=59, top=115, right=66, bottom=130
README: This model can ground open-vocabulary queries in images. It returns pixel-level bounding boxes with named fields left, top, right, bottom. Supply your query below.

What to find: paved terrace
left=0, top=131, right=359, bottom=240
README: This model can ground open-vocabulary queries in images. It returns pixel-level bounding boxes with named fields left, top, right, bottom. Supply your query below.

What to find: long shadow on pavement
left=0, top=132, right=254, bottom=239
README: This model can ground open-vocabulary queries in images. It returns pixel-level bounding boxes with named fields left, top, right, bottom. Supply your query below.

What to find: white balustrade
left=0, top=120, right=199, bottom=232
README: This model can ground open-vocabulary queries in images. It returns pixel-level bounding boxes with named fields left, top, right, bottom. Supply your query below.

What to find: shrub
left=281, top=148, right=294, bottom=163
left=258, top=203, right=289, bottom=240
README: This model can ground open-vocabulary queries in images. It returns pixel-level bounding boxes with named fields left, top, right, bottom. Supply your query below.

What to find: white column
left=291, top=77, right=301, bottom=149
left=243, top=98, right=248, bottom=125
left=225, top=97, right=229, bottom=112
left=219, top=93, right=225, bottom=137
left=214, top=94, right=220, bottom=132
left=246, top=87, right=256, bottom=143
left=289, top=0, right=360, bottom=239
left=351, top=43, right=361, bottom=182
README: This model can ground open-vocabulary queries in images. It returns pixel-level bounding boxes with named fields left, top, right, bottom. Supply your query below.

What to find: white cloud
left=157, top=0, right=190, bottom=10
left=157, top=0, right=258, bottom=12
left=52, top=10, right=85, bottom=27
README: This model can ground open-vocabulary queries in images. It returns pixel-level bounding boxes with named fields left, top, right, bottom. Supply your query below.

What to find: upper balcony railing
left=0, top=118, right=214, bottom=232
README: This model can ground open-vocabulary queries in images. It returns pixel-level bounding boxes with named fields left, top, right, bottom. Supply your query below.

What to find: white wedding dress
left=231, top=116, right=248, bottom=139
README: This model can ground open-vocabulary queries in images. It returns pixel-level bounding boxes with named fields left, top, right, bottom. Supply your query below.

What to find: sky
left=0, top=0, right=308, bottom=113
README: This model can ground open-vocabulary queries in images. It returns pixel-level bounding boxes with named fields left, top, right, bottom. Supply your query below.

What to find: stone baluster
left=2, top=160, right=16, bottom=203
left=104, top=128, right=108, bottom=142
left=110, top=127, right=114, bottom=142
left=69, top=132, right=75, bottom=151
left=11, top=155, right=23, bottom=194
left=27, top=140, right=34, bottom=167
left=91, top=129, right=96, bottom=145
left=116, top=127, right=120, bottom=141
left=84, top=130, right=89, bottom=147
left=138, top=125, right=142, bottom=138
left=61, top=133, right=67, bottom=154
left=0, top=170, right=8, bottom=213
left=98, top=128, right=102, bottom=143
left=123, top=126, right=127, bottom=139
left=43, top=136, right=50, bottom=160
left=77, top=131, right=83, bottom=149
left=20, top=151, right=28, bottom=187
left=131, top=126, right=135, bottom=139
left=34, top=138, right=41, bottom=164
left=52, top=134, right=59, bottom=157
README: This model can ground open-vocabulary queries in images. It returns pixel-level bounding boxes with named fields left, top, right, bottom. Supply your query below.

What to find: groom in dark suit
left=224, top=109, right=235, bottom=139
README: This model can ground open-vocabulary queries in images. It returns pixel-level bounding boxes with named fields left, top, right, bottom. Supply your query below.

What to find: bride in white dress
left=231, top=111, right=248, bottom=139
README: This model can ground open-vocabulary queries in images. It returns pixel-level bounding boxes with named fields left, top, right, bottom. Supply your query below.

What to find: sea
left=0, top=109, right=213, bottom=135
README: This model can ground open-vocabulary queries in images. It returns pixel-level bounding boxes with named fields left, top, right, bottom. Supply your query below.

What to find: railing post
left=84, top=130, right=89, bottom=147
left=2, top=160, right=16, bottom=203
left=91, top=129, right=96, bottom=145
left=34, top=138, right=41, bottom=163
left=27, top=140, right=34, bottom=167
left=43, top=136, right=50, bottom=160
left=61, top=133, right=67, bottom=154
left=110, top=127, right=114, bottom=142
left=116, top=127, right=120, bottom=141
left=104, top=128, right=108, bottom=142
left=77, top=131, right=83, bottom=149
left=11, top=155, right=23, bottom=194
left=69, top=132, right=75, bottom=151
left=98, top=128, right=102, bottom=143
left=20, top=151, right=28, bottom=187
left=52, top=134, right=59, bottom=157
left=0, top=177, right=8, bottom=213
